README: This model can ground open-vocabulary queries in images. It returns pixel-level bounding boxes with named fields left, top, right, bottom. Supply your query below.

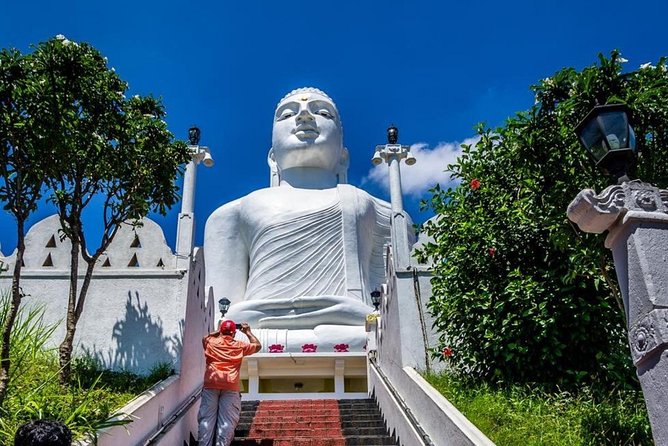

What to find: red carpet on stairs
left=230, top=399, right=398, bottom=446
left=246, top=400, right=345, bottom=446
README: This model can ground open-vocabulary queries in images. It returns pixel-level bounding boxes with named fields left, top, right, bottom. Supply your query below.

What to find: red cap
left=220, top=320, right=236, bottom=335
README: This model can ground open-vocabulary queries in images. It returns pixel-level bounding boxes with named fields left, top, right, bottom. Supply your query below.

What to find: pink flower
left=488, top=247, right=496, bottom=258
left=334, top=343, right=349, bottom=352
left=268, top=344, right=284, bottom=353
left=442, top=347, right=453, bottom=358
left=470, top=179, right=481, bottom=190
left=301, top=343, right=318, bottom=353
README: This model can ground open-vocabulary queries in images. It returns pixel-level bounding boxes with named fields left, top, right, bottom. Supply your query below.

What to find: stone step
left=238, top=419, right=385, bottom=429
left=240, top=413, right=381, bottom=423
left=228, top=399, right=398, bottom=446
left=232, top=438, right=398, bottom=446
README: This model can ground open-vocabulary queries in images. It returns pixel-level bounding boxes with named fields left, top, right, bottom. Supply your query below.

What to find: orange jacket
left=202, top=334, right=259, bottom=391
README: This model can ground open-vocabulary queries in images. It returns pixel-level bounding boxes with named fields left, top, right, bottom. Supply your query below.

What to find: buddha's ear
left=268, top=148, right=280, bottom=187
left=340, top=147, right=350, bottom=168
left=336, top=147, right=349, bottom=184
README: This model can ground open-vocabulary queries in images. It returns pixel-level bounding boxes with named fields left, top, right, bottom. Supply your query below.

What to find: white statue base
left=252, top=326, right=367, bottom=353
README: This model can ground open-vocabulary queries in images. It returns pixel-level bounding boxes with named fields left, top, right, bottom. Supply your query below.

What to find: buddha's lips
left=293, top=126, right=319, bottom=138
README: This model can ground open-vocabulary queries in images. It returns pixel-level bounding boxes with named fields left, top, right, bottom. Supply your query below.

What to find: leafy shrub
left=418, top=52, right=668, bottom=387
left=0, top=292, right=175, bottom=443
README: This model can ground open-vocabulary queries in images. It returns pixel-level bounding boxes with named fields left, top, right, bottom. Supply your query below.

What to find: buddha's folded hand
left=225, top=295, right=372, bottom=329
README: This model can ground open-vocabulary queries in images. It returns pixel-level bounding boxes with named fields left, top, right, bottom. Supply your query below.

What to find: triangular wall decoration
left=102, top=258, right=111, bottom=267
left=46, top=235, right=57, bottom=248
left=42, top=253, right=54, bottom=267
left=128, top=253, right=139, bottom=267
left=130, top=234, right=141, bottom=248
left=156, top=258, right=165, bottom=268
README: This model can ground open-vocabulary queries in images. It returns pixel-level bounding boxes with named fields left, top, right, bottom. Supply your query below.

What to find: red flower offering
left=334, top=343, right=349, bottom=352
left=470, top=178, right=481, bottom=190
left=488, top=247, right=496, bottom=258
left=268, top=344, right=284, bottom=353
left=442, top=347, right=453, bottom=358
left=301, top=343, right=317, bottom=353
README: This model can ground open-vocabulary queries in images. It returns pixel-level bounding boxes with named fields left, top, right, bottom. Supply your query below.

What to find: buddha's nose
left=296, top=109, right=315, bottom=123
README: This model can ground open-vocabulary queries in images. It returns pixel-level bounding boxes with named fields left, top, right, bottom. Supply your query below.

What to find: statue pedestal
left=239, top=353, right=368, bottom=400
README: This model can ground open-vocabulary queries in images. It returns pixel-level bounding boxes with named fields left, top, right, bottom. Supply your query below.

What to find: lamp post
left=218, top=297, right=231, bottom=318
left=568, top=105, right=668, bottom=444
left=370, top=289, right=382, bottom=312
left=372, top=125, right=416, bottom=215
left=182, top=125, right=215, bottom=215
left=372, top=125, right=416, bottom=268
left=176, top=126, right=215, bottom=268
left=574, top=104, right=636, bottom=184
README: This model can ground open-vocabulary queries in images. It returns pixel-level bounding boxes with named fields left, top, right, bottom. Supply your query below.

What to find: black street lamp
left=188, top=125, right=201, bottom=146
left=218, top=297, right=231, bottom=317
left=574, top=104, right=636, bottom=183
left=387, top=124, right=399, bottom=144
left=370, top=289, right=382, bottom=311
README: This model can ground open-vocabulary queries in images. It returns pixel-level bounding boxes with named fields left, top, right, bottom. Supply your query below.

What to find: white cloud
left=362, top=136, right=479, bottom=198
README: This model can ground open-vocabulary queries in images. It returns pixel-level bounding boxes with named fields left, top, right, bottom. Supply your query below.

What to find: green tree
left=418, top=52, right=668, bottom=387
left=0, top=36, right=190, bottom=386
left=0, top=47, right=54, bottom=405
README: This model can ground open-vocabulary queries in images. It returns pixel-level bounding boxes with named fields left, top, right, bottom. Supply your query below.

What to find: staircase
left=230, top=399, right=398, bottom=446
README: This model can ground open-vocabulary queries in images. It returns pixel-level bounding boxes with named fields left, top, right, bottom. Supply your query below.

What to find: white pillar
left=372, top=142, right=415, bottom=271
left=334, top=359, right=345, bottom=397
left=247, top=358, right=259, bottom=398
left=180, top=158, right=197, bottom=215
left=175, top=145, right=213, bottom=269
left=388, top=156, right=404, bottom=214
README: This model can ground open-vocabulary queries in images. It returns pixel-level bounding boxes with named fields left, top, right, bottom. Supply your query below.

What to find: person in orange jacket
left=198, top=320, right=261, bottom=446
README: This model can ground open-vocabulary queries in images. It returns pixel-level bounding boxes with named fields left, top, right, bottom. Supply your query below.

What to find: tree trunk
left=58, top=237, right=80, bottom=386
left=0, top=221, right=26, bottom=406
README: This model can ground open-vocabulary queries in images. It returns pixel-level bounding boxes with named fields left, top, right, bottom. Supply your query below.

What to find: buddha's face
left=271, top=91, right=343, bottom=172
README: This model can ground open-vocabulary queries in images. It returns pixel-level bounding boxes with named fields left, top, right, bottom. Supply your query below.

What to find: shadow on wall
left=82, top=291, right=183, bottom=373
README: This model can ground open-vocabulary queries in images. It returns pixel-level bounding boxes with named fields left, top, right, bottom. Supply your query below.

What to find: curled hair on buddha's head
left=276, top=87, right=342, bottom=127
left=277, top=87, right=337, bottom=111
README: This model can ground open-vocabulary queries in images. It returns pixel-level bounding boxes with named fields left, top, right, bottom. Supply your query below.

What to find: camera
left=235, top=323, right=242, bottom=330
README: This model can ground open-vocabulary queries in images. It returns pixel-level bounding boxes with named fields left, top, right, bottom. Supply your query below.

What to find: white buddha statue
left=203, top=87, right=414, bottom=352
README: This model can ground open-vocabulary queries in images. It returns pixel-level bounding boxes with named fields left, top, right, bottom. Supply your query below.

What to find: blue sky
left=0, top=0, right=666, bottom=253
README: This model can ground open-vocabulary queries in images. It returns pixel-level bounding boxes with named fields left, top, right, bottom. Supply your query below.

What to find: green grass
left=0, top=293, right=174, bottom=443
left=425, top=372, right=652, bottom=446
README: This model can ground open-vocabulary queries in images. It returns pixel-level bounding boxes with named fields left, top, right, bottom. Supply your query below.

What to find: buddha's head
left=269, top=88, right=348, bottom=182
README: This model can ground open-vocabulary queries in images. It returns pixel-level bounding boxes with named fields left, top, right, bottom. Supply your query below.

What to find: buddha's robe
left=204, top=185, right=411, bottom=349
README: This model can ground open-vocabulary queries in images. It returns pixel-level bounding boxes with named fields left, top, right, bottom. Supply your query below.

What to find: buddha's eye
left=316, top=109, right=334, bottom=119
left=277, top=109, right=295, bottom=121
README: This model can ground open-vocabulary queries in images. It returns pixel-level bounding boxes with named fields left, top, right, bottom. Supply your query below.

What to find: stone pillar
left=175, top=144, right=213, bottom=269
left=373, top=142, right=415, bottom=270
left=334, top=359, right=345, bottom=397
left=567, top=179, right=668, bottom=445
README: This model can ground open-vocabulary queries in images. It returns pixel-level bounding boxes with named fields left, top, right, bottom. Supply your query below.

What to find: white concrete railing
left=371, top=244, right=495, bottom=446
left=77, top=375, right=180, bottom=446
left=370, top=360, right=495, bottom=446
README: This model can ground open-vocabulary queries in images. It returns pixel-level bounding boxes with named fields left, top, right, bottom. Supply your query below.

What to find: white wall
left=0, top=215, right=192, bottom=374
